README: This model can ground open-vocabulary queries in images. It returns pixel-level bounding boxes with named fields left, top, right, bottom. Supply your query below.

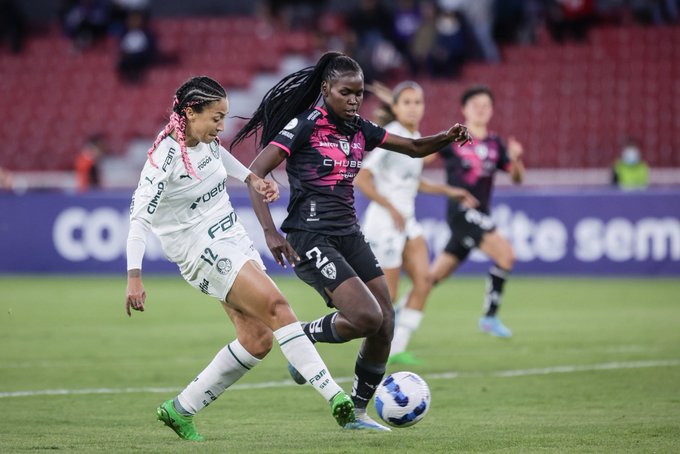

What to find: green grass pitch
left=1, top=275, right=679, bottom=453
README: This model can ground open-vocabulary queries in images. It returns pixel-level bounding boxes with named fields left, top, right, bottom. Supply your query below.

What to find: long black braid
left=231, top=51, right=363, bottom=150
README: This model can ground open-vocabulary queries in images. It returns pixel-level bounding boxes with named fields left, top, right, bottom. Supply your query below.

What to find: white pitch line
left=1, top=359, right=678, bottom=399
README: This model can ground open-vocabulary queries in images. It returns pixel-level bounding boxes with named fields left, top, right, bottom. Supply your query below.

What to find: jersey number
left=306, top=247, right=329, bottom=269
left=200, top=247, right=218, bottom=266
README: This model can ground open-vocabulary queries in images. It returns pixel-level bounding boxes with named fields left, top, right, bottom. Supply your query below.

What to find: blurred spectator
left=0, top=0, right=27, bottom=54
left=117, top=9, right=156, bottom=83
left=409, top=0, right=438, bottom=75
left=612, top=138, right=649, bottom=190
left=494, top=0, right=533, bottom=44
left=427, top=8, right=473, bottom=78
left=75, top=134, right=107, bottom=191
left=630, top=0, right=679, bottom=25
left=391, top=0, right=422, bottom=73
left=345, top=0, right=401, bottom=81
left=0, top=167, right=13, bottom=190
left=546, top=0, right=596, bottom=43
left=453, top=0, right=500, bottom=62
left=263, top=0, right=328, bottom=31
left=59, top=0, right=113, bottom=51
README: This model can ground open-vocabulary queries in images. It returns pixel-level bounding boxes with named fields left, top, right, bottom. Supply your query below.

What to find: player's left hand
left=507, top=136, right=524, bottom=161
left=250, top=176, right=279, bottom=203
left=447, top=123, right=472, bottom=146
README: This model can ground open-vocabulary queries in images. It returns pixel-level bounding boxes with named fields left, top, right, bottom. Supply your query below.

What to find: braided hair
left=147, top=76, right=226, bottom=179
left=231, top=51, right=363, bottom=150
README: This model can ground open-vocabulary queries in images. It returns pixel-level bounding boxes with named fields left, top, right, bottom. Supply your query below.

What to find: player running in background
left=125, top=76, right=355, bottom=441
left=231, top=52, right=471, bottom=431
left=431, top=84, right=525, bottom=338
left=355, top=81, right=478, bottom=365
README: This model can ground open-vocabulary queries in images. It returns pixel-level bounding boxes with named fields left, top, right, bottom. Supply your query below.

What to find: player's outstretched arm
left=355, top=168, right=405, bottom=231
left=381, top=123, right=472, bottom=158
left=418, top=179, right=479, bottom=209
left=248, top=145, right=301, bottom=268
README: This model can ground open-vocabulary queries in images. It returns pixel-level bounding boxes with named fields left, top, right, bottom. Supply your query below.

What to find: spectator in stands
left=0, top=0, right=27, bottom=54
left=59, top=0, right=113, bottom=51
left=345, top=0, right=400, bottom=81
left=612, top=138, right=649, bottom=190
left=116, top=9, right=156, bottom=83
left=75, top=134, right=106, bottom=191
left=409, top=0, right=438, bottom=75
left=391, top=0, right=422, bottom=74
left=630, top=0, right=679, bottom=25
left=545, top=0, right=596, bottom=43
left=427, top=7, right=474, bottom=77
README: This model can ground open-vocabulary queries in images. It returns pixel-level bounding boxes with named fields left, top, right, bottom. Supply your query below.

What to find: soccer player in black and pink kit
left=231, top=51, right=471, bottom=431
left=431, top=85, right=525, bottom=338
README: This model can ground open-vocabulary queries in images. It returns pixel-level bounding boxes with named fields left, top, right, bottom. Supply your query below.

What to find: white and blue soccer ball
left=375, top=371, right=431, bottom=427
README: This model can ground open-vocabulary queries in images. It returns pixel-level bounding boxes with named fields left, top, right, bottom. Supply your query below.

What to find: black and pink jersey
left=439, top=133, right=510, bottom=214
left=270, top=107, right=388, bottom=235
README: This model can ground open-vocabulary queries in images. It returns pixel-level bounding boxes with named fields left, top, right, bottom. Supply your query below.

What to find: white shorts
left=362, top=205, right=424, bottom=269
left=178, top=221, right=265, bottom=302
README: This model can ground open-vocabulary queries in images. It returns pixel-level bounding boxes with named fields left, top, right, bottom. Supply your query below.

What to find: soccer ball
left=375, top=371, right=431, bottom=428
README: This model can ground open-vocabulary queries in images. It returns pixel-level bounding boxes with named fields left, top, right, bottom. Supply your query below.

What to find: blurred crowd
left=261, top=0, right=680, bottom=81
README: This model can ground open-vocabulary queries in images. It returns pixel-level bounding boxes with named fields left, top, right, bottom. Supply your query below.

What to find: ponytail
left=231, top=52, right=363, bottom=150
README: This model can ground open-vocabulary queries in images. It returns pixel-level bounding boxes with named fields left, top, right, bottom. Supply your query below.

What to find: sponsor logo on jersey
left=197, top=155, right=212, bottom=170
left=147, top=182, right=166, bottom=214
left=216, top=258, right=232, bottom=275
left=339, top=140, right=350, bottom=156
left=162, top=148, right=176, bottom=172
left=190, top=178, right=227, bottom=209
left=322, top=158, right=362, bottom=169
left=475, top=144, right=489, bottom=160
left=284, top=118, right=299, bottom=130
left=207, top=211, right=237, bottom=239
left=321, top=262, right=336, bottom=280
left=307, top=110, right=322, bottom=121
left=198, top=278, right=210, bottom=294
left=279, top=130, right=294, bottom=139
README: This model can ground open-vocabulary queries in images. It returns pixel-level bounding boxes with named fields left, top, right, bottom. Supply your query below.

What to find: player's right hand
left=126, top=278, right=146, bottom=317
left=265, top=231, right=300, bottom=268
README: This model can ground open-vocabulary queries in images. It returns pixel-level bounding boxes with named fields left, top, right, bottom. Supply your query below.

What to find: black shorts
left=444, top=208, right=496, bottom=261
left=287, top=230, right=384, bottom=308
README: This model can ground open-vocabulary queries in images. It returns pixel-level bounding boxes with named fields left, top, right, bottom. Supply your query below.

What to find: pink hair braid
left=172, top=112, right=200, bottom=180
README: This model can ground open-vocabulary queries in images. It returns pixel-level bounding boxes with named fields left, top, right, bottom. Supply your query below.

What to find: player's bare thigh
left=430, top=251, right=461, bottom=285
left=478, top=231, right=515, bottom=270
left=224, top=260, right=298, bottom=331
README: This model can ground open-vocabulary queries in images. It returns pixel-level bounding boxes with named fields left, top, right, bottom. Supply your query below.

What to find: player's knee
left=412, top=272, right=433, bottom=294
left=240, top=329, right=273, bottom=358
left=350, top=306, right=384, bottom=337
left=498, top=249, right=515, bottom=271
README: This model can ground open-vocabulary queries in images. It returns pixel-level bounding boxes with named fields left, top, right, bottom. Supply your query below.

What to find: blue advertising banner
left=1, top=188, right=678, bottom=275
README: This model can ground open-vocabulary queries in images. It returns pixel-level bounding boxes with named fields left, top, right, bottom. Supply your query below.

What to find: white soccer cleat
left=343, top=409, right=392, bottom=432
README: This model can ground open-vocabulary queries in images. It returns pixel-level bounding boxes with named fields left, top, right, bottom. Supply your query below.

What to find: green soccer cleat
left=156, top=399, right=204, bottom=441
left=330, top=392, right=356, bottom=427
left=387, top=351, right=422, bottom=365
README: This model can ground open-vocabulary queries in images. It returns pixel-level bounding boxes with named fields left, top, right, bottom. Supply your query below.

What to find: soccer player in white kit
left=356, top=81, right=478, bottom=365
left=125, top=76, right=355, bottom=441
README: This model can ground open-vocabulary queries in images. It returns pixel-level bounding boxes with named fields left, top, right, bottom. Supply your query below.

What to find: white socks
left=274, top=322, right=343, bottom=402
left=177, top=339, right=260, bottom=415
left=391, top=307, right=423, bottom=355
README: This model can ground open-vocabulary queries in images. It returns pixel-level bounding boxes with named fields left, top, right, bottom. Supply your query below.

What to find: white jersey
left=361, top=121, right=425, bottom=269
left=362, top=121, right=423, bottom=218
left=128, top=136, right=250, bottom=265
